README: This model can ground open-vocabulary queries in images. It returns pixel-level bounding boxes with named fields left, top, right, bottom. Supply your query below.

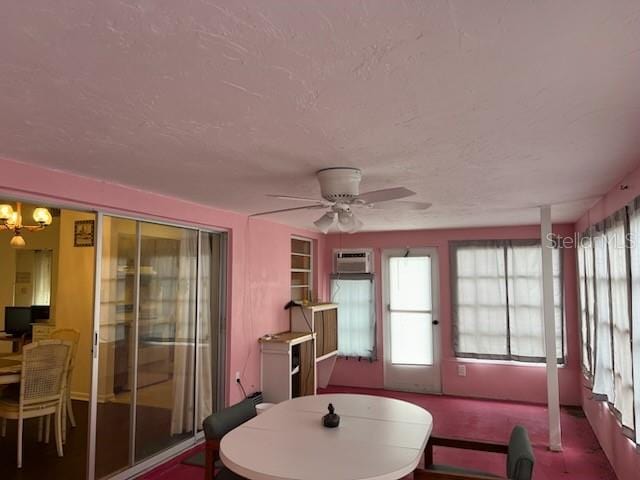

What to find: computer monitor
left=31, top=305, right=50, bottom=322
left=4, top=307, right=32, bottom=336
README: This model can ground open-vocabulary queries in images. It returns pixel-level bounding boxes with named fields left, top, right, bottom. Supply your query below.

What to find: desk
left=0, top=358, right=21, bottom=385
left=220, top=394, right=433, bottom=480
left=0, top=334, right=25, bottom=353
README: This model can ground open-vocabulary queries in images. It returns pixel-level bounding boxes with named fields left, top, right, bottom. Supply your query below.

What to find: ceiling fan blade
left=356, top=187, right=415, bottom=204
left=368, top=201, right=432, bottom=211
left=267, top=194, right=325, bottom=203
left=250, top=204, right=326, bottom=217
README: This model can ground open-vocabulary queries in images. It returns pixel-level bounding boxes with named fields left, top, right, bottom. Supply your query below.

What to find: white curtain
left=170, top=231, right=198, bottom=435
left=507, top=245, right=562, bottom=359
left=628, top=205, right=640, bottom=443
left=331, top=276, right=375, bottom=358
left=32, top=249, right=52, bottom=305
left=453, top=241, right=562, bottom=361
left=577, top=239, right=592, bottom=374
left=592, top=232, right=615, bottom=401
left=197, top=234, right=213, bottom=427
left=584, top=234, right=597, bottom=376
left=606, top=216, right=634, bottom=431
left=454, top=243, right=508, bottom=356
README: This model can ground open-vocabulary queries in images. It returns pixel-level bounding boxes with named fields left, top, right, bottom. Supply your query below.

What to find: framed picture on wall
left=74, top=220, right=95, bottom=247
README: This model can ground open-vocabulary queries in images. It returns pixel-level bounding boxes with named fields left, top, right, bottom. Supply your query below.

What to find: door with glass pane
left=383, top=248, right=441, bottom=393
left=91, top=216, right=226, bottom=479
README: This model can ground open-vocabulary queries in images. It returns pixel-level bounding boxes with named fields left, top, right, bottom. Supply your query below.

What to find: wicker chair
left=49, top=328, right=80, bottom=441
left=0, top=339, right=72, bottom=468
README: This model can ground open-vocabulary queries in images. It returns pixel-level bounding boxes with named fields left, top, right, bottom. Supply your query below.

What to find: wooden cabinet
left=320, top=307, right=338, bottom=356
left=290, top=303, right=338, bottom=389
left=32, top=323, right=56, bottom=342
left=291, top=303, right=338, bottom=360
left=260, top=332, right=316, bottom=403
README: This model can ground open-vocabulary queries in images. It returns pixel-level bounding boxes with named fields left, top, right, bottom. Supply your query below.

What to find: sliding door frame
left=86, top=211, right=103, bottom=480
left=86, top=213, right=229, bottom=480
left=0, top=191, right=230, bottom=480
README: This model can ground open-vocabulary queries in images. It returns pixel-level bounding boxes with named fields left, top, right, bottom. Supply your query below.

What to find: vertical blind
left=578, top=205, right=638, bottom=442
left=331, top=275, right=375, bottom=359
left=451, top=240, right=563, bottom=362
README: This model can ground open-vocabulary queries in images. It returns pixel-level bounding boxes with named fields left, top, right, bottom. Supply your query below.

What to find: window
left=607, top=216, right=634, bottom=432
left=579, top=208, right=636, bottom=441
left=451, top=240, right=563, bottom=362
left=330, top=275, right=375, bottom=359
left=291, top=237, right=313, bottom=302
left=629, top=202, right=640, bottom=444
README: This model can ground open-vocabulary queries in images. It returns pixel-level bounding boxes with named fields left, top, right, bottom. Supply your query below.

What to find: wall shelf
left=291, top=237, right=312, bottom=302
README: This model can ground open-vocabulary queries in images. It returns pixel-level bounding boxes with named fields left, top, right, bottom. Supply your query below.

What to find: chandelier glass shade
left=0, top=202, right=53, bottom=248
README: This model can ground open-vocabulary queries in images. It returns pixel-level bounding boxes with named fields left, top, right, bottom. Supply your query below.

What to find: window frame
left=450, top=239, right=565, bottom=364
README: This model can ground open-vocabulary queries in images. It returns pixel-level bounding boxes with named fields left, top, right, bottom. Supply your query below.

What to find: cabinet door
left=314, top=311, right=324, bottom=358
left=299, top=338, right=315, bottom=396
left=322, top=308, right=338, bottom=356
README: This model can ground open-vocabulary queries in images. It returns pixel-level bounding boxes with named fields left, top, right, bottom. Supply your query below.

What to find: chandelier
left=0, top=202, right=53, bottom=248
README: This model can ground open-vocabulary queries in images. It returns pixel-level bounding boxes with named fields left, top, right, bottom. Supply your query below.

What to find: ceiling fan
left=251, top=167, right=431, bottom=233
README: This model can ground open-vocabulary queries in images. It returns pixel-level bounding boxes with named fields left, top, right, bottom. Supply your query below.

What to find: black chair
left=203, top=398, right=257, bottom=479
left=415, top=425, right=535, bottom=480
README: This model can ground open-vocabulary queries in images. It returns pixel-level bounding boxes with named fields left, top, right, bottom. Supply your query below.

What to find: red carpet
left=141, top=386, right=616, bottom=480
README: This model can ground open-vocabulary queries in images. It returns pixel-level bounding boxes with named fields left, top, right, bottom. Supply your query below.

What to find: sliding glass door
left=91, top=216, right=226, bottom=479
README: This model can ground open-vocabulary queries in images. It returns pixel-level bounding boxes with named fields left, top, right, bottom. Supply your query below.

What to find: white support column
left=540, top=205, right=562, bottom=451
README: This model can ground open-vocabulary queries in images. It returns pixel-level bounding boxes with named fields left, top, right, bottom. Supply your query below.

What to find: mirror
left=14, top=249, right=53, bottom=306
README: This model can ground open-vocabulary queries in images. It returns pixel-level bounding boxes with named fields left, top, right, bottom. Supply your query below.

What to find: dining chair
left=0, top=339, right=72, bottom=468
left=415, top=425, right=535, bottom=480
left=202, top=397, right=257, bottom=479
left=49, top=328, right=80, bottom=441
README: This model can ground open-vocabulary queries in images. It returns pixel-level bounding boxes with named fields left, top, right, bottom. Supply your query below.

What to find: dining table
left=220, top=393, right=433, bottom=480
left=0, top=355, right=21, bottom=385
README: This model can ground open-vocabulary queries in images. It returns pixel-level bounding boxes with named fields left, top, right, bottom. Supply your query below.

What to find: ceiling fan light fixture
left=313, top=212, right=337, bottom=234
left=337, top=211, right=363, bottom=233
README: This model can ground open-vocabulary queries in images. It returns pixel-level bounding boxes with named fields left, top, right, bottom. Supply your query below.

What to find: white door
left=383, top=248, right=441, bottom=393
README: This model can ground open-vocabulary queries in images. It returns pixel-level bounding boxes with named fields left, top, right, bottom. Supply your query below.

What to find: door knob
left=432, top=320, right=439, bottom=325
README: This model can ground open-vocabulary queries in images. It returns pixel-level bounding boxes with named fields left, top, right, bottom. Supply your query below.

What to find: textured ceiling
left=2, top=1, right=640, bottom=231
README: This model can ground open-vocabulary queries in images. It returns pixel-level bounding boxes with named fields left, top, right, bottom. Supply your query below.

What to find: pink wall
left=575, top=163, right=640, bottom=480
left=324, top=225, right=582, bottom=406
left=0, top=157, right=326, bottom=405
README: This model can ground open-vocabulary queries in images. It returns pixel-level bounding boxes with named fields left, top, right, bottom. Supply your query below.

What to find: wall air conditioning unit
left=334, top=249, right=372, bottom=274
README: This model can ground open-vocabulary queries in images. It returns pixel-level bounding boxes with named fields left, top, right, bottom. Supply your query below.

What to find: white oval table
left=220, top=394, right=433, bottom=480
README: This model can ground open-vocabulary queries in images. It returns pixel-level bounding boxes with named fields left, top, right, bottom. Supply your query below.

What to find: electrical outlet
left=457, top=365, right=467, bottom=377
left=235, top=371, right=241, bottom=383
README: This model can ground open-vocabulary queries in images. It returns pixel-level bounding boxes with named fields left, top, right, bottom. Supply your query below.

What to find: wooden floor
left=0, top=400, right=89, bottom=480
left=0, top=399, right=191, bottom=480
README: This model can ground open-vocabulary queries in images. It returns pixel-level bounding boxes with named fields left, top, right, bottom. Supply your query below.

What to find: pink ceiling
left=1, top=1, right=640, bottom=231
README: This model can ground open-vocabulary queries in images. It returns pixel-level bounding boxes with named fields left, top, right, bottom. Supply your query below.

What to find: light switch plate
left=457, top=365, right=467, bottom=377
